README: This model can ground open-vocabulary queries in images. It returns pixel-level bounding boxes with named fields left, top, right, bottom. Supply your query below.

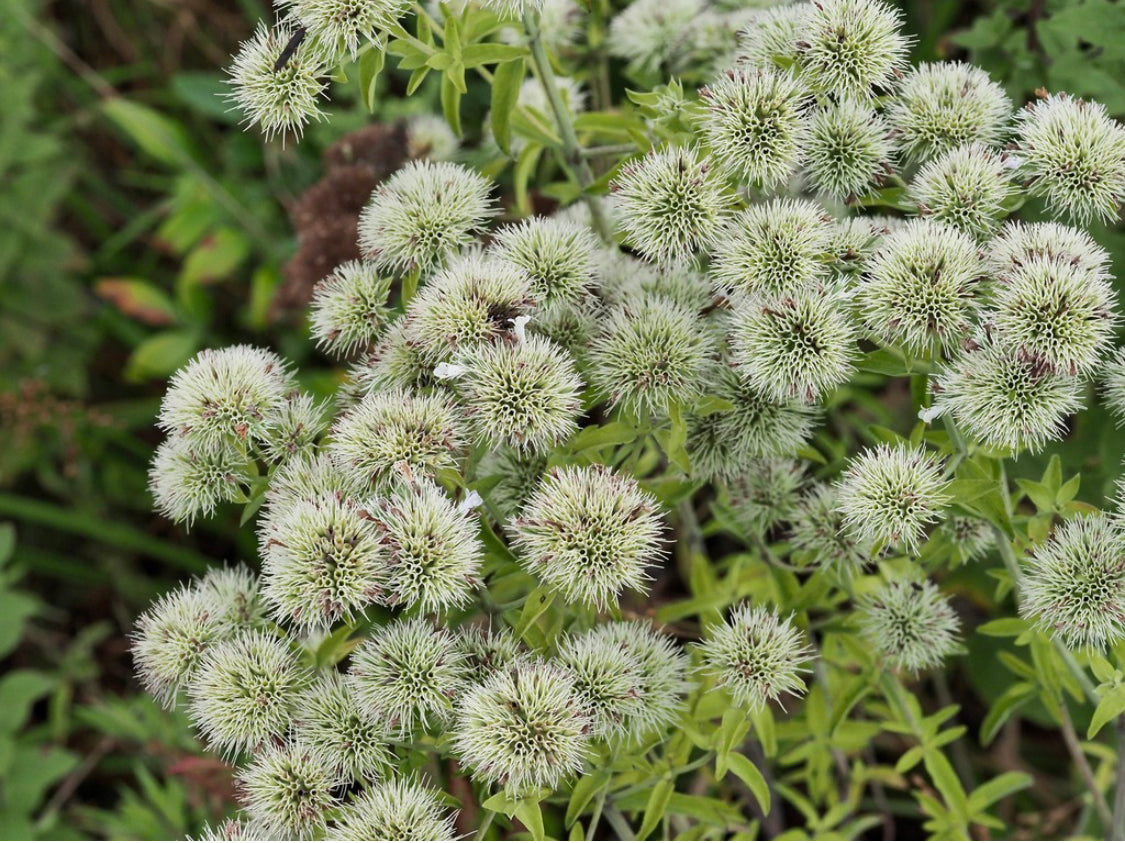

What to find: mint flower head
left=358, top=161, right=497, bottom=273
left=932, top=339, right=1084, bottom=455
left=805, top=99, right=895, bottom=201
left=1016, top=92, right=1125, bottom=225
left=376, top=477, right=483, bottom=612
left=735, top=4, right=805, bottom=70
left=157, top=345, right=294, bottom=454
left=148, top=435, right=252, bottom=526
left=858, top=579, right=960, bottom=672
left=458, top=625, right=525, bottom=684
left=227, top=23, right=327, bottom=141
left=709, top=198, right=833, bottom=298
left=986, top=220, right=1110, bottom=282
left=612, top=145, right=735, bottom=264
left=328, top=388, right=465, bottom=493
left=490, top=216, right=599, bottom=305
left=556, top=629, right=646, bottom=740
left=858, top=218, right=984, bottom=356
left=727, top=458, right=807, bottom=537
left=187, top=630, right=306, bottom=756
left=698, top=602, right=811, bottom=711
left=730, top=287, right=858, bottom=404
left=293, top=672, right=393, bottom=782
left=279, top=0, right=407, bottom=60
left=329, top=777, right=457, bottom=841
left=308, top=261, right=393, bottom=359
left=699, top=66, right=810, bottom=190
left=910, top=143, right=1015, bottom=239
left=446, top=335, right=584, bottom=455
left=589, top=293, right=713, bottom=417
left=988, top=254, right=1117, bottom=377
left=607, top=0, right=703, bottom=77
left=888, top=62, right=1011, bottom=162
left=1022, top=513, right=1125, bottom=649
left=453, top=657, right=591, bottom=793
left=789, top=483, right=872, bottom=576
left=349, top=617, right=468, bottom=733
left=407, top=252, right=534, bottom=363
left=237, top=742, right=339, bottom=839
left=513, top=464, right=665, bottom=610
left=259, top=493, right=386, bottom=629
left=794, top=0, right=909, bottom=100
left=836, top=443, right=950, bottom=552
left=345, top=315, right=438, bottom=397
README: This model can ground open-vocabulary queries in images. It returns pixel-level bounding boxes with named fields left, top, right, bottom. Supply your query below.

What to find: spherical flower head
left=667, top=10, right=746, bottom=81
left=910, top=143, right=1014, bottom=239
left=448, top=335, right=583, bottom=454
left=459, top=625, right=525, bottom=684
left=940, top=515, right=994, bottom=565
left=1022, top=514, right=1125, bottom=649
left=735, top=4, right=805, bottom=69
left=827, top=216, right=896, bottom=272
left=698, top=603, right=811, bottom=711
left=328, top=389, right=465, bottom=493
left=986, top=221, right=1110, bottom=282
left=406, top=113, right=459, bottom=161
left=375, top=478, right=482, bottom=612
left=858, top=579, right=960, bottom=672
left=789, top=483, right=872, bottom=575
left=195, top=818, right=269, bottom=841
left=805, top=99, right=895, bottom=200
left=132, top=583, right=231, bottom=708
left=329, top=777, right=457, bottom=841
left=279, top=0, right=406, bottom=60
left=478, top=0, right=545, bottom=19
left=293, top=672, right=393, bottom=782
left=407, top=252, right=535, bottom=363
left=1103, top=347, right=1125, bottom=423
left=490, top=217, right=599, bottom=305
left=227, top=23, right=327, bottom=141
left=474, top=447, right=547, bottom=522
left=309, top=261, right=393, bottom=358
left=345, top=316, right=439, bottom=397
left=188, top=631, right=305, bottom=756
left=726, top=458, right=806, bottom=537
left=260, top=493, right=386, bottom=629
left=513, top=464, right=665, bottom=610
left=237, top=742, right=338, bottom=839
left=699, top=67, right=809, bottom=190
left=858, top=219, right=984, bottom=356
left=349, top=617, right=468, bottom=733
left=557, top=630, right=645, bottom=740
left=888, top=62, right=1011, bottom=162
left=611, top=145, right=734, bottom=264
left=200, top=565, right=267, bottom=630
left=263, top=451, right=365, bottom=526
left=932, top=339, right=1084, bottom=454
left=709, top=198, right=833, bottom=298
left=530, top=298, right=599, bottom=360
left=592, top=621, right=690, bottom=742
left=261, top=392, right=329, bottom=464
left=148, top=436, right=251, bottom=526
left=358, top=161, right=497, bottom=273
left=989, top=255, right=1116, bottom=376
left=158, top=345, right=295, bottom=454
left=794, top=0, right=908, bottom=100
left=835, top=443, right=950, bottom=552
left=730, top=287, right=857, bottom=404
left=1016, top=93, right=1125, bottom=225
left=453, top=658, right=591, bottom=793
left=589, top=293, right=713, bottom=417
left=686, top=361, right=821, bottom=482
left=607, top=0, right=704, bottom=76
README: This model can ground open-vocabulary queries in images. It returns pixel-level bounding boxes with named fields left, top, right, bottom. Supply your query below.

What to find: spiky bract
left=237, top=743, right=339, bottom=839
left=309, top=261, right=393, bottom=358
left=986, top=221, right=1110, bottom=281
left=280, top=0, right=407, bottom=60
left=805, top=99, right=894, bottom=200
left=794, top=0, right=908, bottom=100
left=858, top=579, right=960, bottom=672
left=910, top=143, right=1014, bottom=239
left=148, top=436, right=252, bottom=526
left=329, top=777, right=458, bottom=841
left=789, top=483, right=872, bottom=575
left=293, top=672, right=393, bottom=781
left=491, top=216, right=599, bottom=305
left=726, top=458, right=806, bottom=537
left=556, top=630, right=645, bottom=740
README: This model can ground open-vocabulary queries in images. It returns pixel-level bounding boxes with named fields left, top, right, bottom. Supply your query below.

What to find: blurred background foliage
left=3, top=0, right=1125, bottom=837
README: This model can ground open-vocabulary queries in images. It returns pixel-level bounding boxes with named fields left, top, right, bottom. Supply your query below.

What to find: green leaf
left=461, top=43, right=525, bottom=67
left=0, top=670, right=55, bottom=734
left=178, top=227, right=249, bottom=288
left=514, top=797, right=545, bottom=840
left=490, top=57, right=524, bottom=156
left=0, top=524, right=15, bottom=567
left=359, top=48, right=386, bottom=112
left=102, top=98, right=196, bottom=168
left=980, top=682, right=1035, bottom=745
left=727, top=752, right=770, bottom=813
left=639, top=776, right=674, bottom=838
left=566, top=771, right=609, bottom=827
left=976, top=618, right=1029, bottom=638
left=441, top=72, right=463, bottom=137
left=514, top=586, right=555, bottom=640
left=568, top=420, right=638, bottom=453
left=94, top=278, right=178, bottom=326
left=967, top=772, right=1032, bottom=814
left=1089, top=683, right=1125, bottom=739
left=692, top=396, right=736, bottom=416
left=124, top=330, right=199, bottom=382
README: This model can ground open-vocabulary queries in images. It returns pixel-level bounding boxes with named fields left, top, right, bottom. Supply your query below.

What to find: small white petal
left=433, top=362, right=467, bottom=380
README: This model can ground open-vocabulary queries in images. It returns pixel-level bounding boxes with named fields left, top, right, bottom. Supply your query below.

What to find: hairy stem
left=522, top=10, right=613, bottom=243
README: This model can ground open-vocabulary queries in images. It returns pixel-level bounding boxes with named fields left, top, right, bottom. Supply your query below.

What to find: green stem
left=1057, top=697, right=1113, bottom=829
left=0, top=493, right=211, bottom=574
left=1114, top=716, right=1125, bottom=839
left=522, top=10, right=613, bottom=243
